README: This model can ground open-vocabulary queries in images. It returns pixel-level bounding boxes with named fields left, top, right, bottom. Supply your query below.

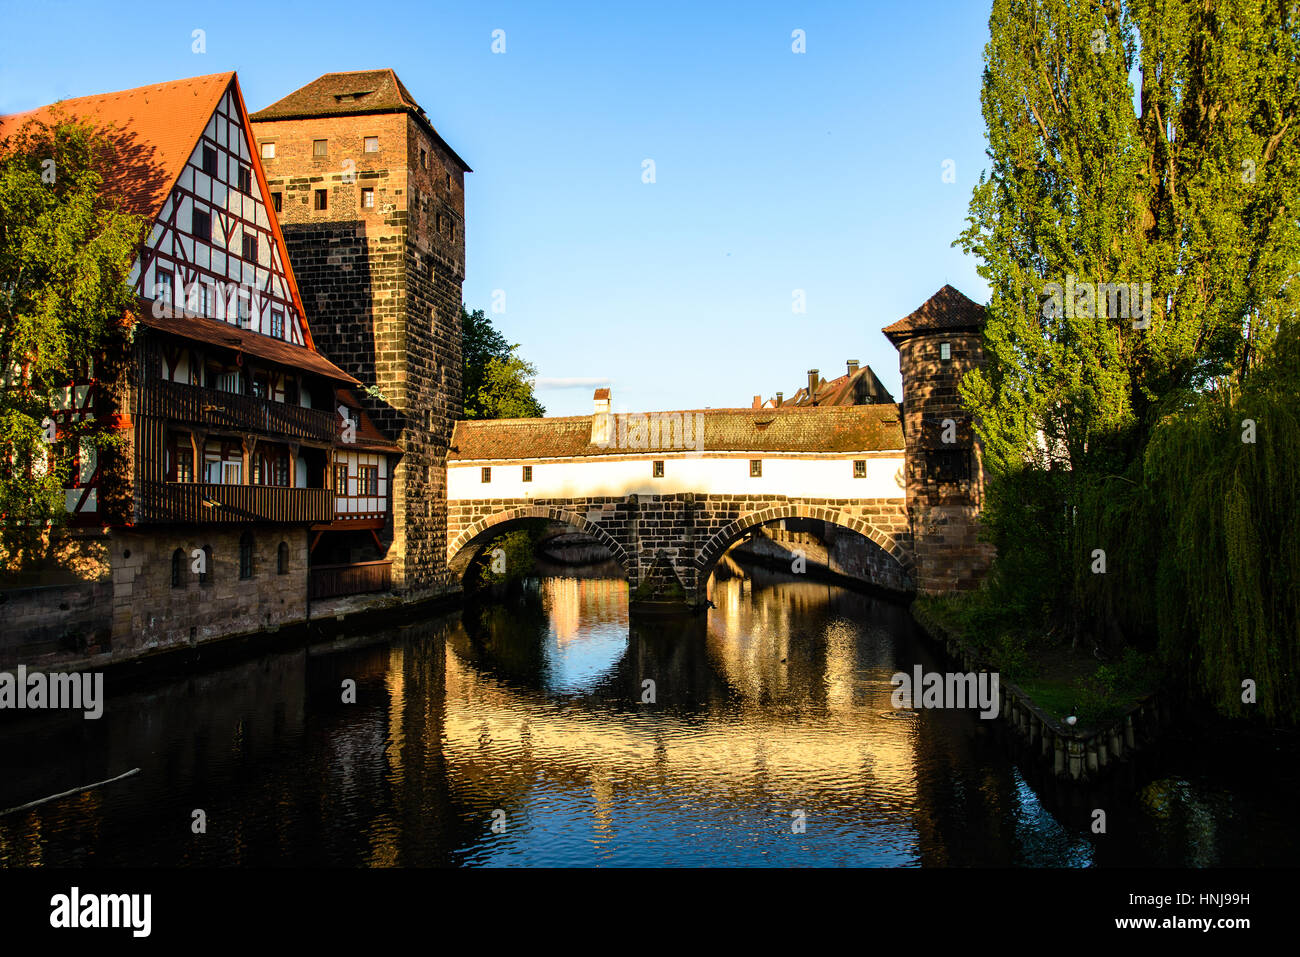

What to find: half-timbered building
left=0, top=72, right=402, bottom=659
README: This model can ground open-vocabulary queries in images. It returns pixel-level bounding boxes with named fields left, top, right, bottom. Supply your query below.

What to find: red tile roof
left=882, top=284, right=986, bottom=345
left=335, top=388, right=402, bottom=453
left=0, top=72, right=234, bottom=220
left=449, top=405, right=903, bottom=461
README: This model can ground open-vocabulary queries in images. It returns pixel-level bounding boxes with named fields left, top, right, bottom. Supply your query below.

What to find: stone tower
left=883, top=285, right=995, bottom=593
left=251, top=70, right=469, bottom=599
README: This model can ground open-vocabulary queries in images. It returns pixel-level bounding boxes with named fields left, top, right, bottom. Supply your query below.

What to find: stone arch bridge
left=445, top=403, right=921, bottom=607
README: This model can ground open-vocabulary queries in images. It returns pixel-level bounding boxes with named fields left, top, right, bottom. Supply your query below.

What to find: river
left=1, top=561, right=1294, bottom=867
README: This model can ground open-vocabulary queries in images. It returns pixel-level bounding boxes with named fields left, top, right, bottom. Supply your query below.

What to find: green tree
left=0, top=116, right=145, bottom=527
left=957, top=0, right=1300, bottom=718
left=461, top=305, right=544, bottom=419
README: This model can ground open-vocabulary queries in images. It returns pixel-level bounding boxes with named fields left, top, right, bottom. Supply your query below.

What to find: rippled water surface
left=1, top=564, right=1294, bottom=866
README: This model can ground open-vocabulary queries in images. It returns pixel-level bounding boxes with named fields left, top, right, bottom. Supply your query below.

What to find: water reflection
left=1, top=565, right=1293, bottom=867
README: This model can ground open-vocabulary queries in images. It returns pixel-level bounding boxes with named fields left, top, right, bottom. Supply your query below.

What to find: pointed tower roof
left=250, top=68, right=471, bottom=171
left=0, top=72, right=235, bottom=220
left=882, top=285, right=986, bottom=346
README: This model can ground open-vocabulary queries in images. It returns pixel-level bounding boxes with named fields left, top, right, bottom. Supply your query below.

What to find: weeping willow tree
left=957, top=0, right=1300, bottom=720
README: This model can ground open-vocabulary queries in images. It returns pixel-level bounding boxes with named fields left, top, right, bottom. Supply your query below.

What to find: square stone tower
left=883, top=285, right=995, bottom=592
left=251, top=70, right=469, bottom=599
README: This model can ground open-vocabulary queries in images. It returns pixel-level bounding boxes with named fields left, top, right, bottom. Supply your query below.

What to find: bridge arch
left=694, top=503, right=915, bottom=598
left=447, top=504, right=632, bottom=580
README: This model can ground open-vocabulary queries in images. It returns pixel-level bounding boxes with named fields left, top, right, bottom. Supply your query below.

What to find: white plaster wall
left=448, top=454, right=906, bottom=501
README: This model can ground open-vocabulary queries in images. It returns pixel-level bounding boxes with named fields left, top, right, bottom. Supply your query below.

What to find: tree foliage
left=0, top=116, right=145, bottom=526
left=461, top=305, right=544, bottom=419
left=958, top=0, right=1300, bottom=720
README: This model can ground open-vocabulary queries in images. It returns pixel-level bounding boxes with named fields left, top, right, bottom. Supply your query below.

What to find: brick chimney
left=752, top=395, right=762, bottom=410
left=591, top=387, right=612, bottom=446
left=807, top=369, right=819, bottom=405
left=847, top=359, right=859, bottom=375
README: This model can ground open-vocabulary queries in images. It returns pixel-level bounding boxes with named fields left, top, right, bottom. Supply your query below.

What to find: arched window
left=239, top=533, right=255, bottom=580
left=277, top=541, right=289, bottom=575
left=199, top=545, right=213, bottom=585
left=171, top=548, right=184, bottom=588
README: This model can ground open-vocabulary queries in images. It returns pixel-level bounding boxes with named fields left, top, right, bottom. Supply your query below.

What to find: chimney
left=752, top=395, right=762, bottom=410
left=807, top=369, right=819, bottom=405
left=847, top=359, right=859, bottom=376
left=775, top=392, right=783, bottom=408
left=591, top=387, right=612, bottom=446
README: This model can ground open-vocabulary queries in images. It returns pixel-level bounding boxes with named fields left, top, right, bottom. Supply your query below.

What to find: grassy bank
left=915, top=593, right=1159, bottom=731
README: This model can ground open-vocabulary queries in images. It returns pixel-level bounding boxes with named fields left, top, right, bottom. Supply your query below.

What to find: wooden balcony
left=140, top=481, right=332, bottom=524
left=310, top=560, right=392, bottom=599
left=137, top=378, right=337, bottom=442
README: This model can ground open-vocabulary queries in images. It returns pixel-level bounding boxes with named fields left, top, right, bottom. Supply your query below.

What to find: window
left=216, top=369, right=241, bottom=394
left=237, top=165, right=252, bottom=194
left=271, top=191, right=282, bottom=212
left=853, top=459, right=867, bottom=478
left=481, top=466, right=491, bottom=483
left=653, top=460, right=664, bottom=478
left=171, top=549, right=185, bottom=588
left=420, top=148, right=427, bottom=169
left=251, top=372, right=269, bottom=400
left=361, top=187, right=374, bottom=209
left=242, top=232, right=258, bottom=261
left=284, top=376, right=300, bottom=405
left=522, top=465, right=533, bottom=482
left=239, top=533, right=254, bottom=580
left=749, top=459, right=763, bottom=478
left=939, top=342, right=952, bottom=362
left=192, top=208, right=211, bottom=240
left=261, top=142, right=275, bottom=159
left=277, top=541, right=289, bottom=575
left=359, top=465, right=379, bottom=496
left=445, top=173, right=452, bottom=189
left=334, top=463, right=349, bottom=494
left=221, top=461, right=242, bottom=485
left=364, top=136, right=379, bottom=152
left=270, top=309, right=285, bottom=339
left=237, top=296, right=251, bottom=326
left=197, top=282, right=211, bottom=316
left=198, top=545, right=213, bottom=585
left=202, top=146, right=217, bottom=177
left=154, top=268, right=172, bottom=305
left=313, top=139, right=327, bottom=158
left=314, top=189, right=328, bottom=210
left=927, top=449, right=971, bottom=483
left=168, top=435, right=195, bottom=483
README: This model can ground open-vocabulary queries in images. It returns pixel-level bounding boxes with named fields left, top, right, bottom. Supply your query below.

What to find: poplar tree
left=956, top=0, right=1300, bottom=716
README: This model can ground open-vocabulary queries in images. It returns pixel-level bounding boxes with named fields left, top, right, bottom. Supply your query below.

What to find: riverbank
left=910, top=597, right=1170, bottom=783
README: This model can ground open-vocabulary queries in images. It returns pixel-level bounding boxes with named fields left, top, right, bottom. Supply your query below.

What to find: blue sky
left=0, top=0, right=992, bottom=416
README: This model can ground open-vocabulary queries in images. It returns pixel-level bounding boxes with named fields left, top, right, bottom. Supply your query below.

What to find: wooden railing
left=137, top=379, right=337, bottom=442
left=310, top=560, right=392, bottom=599
left=140, top=481, right=332, bottom=524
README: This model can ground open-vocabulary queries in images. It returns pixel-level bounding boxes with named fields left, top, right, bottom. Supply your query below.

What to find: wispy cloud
left=535, top=377, right=612, bottom=390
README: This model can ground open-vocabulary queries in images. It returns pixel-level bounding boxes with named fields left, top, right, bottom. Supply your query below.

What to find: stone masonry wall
left=897, top=330, right=995, bottom=592
left=252, top=110, right=466, bottom=600
left=447, top=494, right=914, bottom=601
left=108, top=526, right=309, bottom=654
